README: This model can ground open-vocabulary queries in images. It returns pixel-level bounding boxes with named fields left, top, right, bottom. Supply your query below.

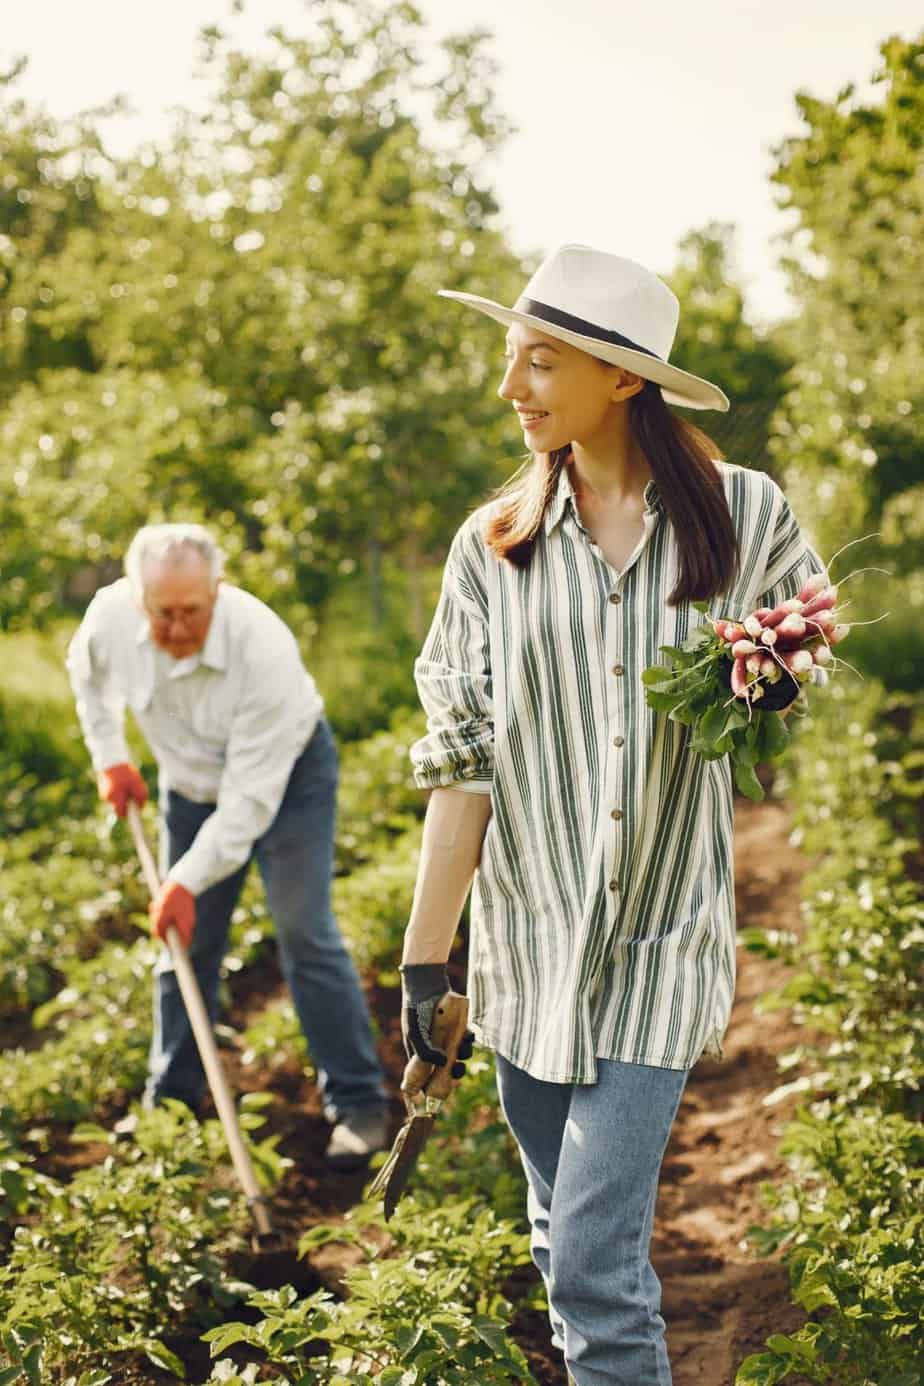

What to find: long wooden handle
left=127, top=802, right=272, bottom=1239
left=401, top=991, right=470, bottom=1100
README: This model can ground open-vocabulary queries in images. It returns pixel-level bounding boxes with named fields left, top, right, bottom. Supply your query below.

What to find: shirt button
left=609, top=879, right=619, bottom=892
left=613, top=735, right=625, bottom=748
left=612, top=663, right=625, bottom=676
left=611, top=808, right=623, bottom=821
left=609, top=593, right=622, bottom=604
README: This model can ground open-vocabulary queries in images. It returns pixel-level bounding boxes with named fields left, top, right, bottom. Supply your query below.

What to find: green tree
left=664, top=223, right=791, bottom=469
left=0, top=1, right=525, bottom=632
left=768, top=33, right=924, bottom=560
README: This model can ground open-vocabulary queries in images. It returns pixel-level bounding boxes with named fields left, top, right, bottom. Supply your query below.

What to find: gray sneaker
left=325, top=1107, right=389, bottom=1170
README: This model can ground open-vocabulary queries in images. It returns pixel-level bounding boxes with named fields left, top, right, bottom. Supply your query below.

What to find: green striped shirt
left=412, top=462, right=825, bottom=1080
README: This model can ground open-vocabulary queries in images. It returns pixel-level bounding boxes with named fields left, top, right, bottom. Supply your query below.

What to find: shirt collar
left=544, top=466, right=663, bottom=535
left=543, top=465, right=574, bottom=535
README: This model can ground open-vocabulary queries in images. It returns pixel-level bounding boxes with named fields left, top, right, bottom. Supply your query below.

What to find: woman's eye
left=530, top=361, right=550, bottom=370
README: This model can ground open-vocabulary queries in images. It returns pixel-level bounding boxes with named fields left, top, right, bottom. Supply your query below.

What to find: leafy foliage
left=768, top=32, right=924, bottom=690
left=737, top=681, right=924, bottom=1384
left=0, top=1103, right=279, bottom=1382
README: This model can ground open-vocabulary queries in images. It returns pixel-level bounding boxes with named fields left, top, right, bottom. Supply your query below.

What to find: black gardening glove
left=400, top=962, right=475, bottom=1080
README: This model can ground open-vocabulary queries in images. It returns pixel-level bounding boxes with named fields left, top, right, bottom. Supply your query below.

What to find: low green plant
left=333, top=827, right=421, bottom=977
left=0, top=1103, right=279, bottom=1382
left=334, top=708, right=427, bottom=873
left=737, top=1109, right=924, bottom=1385
left=0, top=939, right=155, bottom=1124
left=202, top=1198, right=535, bottom=1385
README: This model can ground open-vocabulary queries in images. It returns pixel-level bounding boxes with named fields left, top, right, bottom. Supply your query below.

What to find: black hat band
left=515, top=297, right=662, bottom=362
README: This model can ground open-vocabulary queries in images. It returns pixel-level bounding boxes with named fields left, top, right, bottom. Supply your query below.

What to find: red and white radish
left=805, top=609, right=836, bottom=636
left=732, top=638, right=758, bottom=657
left=781, top=648, right=814, bottom=677
left=798, top=573, right=829, bottom=603
left=777, top=613, right=807, bottom=641
left=731, top=656, right=750, bottom=698
left=802, top=585, right=838, bottom=618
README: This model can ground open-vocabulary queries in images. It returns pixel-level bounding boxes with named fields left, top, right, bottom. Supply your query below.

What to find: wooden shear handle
left=401, top=991, right=469, bottom=1100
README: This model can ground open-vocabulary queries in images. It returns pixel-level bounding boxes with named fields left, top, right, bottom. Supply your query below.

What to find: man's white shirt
left=67, top=579, right=323, bottom=896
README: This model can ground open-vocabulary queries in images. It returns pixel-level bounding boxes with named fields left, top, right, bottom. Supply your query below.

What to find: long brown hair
left=484, top=380, right=740, bottom=604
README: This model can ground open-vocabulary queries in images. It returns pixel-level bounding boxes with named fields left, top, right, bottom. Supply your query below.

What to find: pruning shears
left=368, top=991, right=470, bottom=1220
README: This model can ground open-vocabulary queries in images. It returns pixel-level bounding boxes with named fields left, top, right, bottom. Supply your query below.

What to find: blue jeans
left=496, top=1053, right=687, bottom=1386
left=145, top=717, right=386, bottom=1121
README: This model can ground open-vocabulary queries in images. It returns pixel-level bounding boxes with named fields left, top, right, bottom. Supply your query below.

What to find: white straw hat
left=439, top=243, right=729, bottom=412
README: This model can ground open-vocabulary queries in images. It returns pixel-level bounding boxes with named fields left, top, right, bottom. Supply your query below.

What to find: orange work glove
left=97, top=762, right=148, bottom=817
left=149, top=880, right=196, bottom=950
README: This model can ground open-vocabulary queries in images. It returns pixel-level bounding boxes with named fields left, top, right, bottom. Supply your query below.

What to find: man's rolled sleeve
left=411, top=533, right=494, bottom=792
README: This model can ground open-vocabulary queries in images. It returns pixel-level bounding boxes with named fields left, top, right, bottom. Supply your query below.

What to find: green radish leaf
left=734, top=760, right=764, bottom=801
left=641, top=665, right=675, bottom=686
left=757, top=711, right=790, bottom=759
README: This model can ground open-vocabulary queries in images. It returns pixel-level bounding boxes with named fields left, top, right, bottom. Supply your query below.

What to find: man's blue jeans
left=145, top=717, right=386, bottom=1121
left=496, top=1053, right=688, bottom=1386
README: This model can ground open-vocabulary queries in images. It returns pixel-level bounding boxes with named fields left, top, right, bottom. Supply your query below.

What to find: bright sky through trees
left=2, top=0, right=922, bottom=323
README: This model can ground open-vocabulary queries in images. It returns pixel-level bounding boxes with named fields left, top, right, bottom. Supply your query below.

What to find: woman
left=399, top=245, right=824, bottom=1386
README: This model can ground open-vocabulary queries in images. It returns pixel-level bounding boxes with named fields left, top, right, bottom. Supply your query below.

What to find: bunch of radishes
left=713, top=573, right=848, bottom=705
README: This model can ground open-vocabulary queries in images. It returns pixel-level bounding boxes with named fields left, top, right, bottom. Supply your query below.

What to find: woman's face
left=498, top=322, right=642, bottom=452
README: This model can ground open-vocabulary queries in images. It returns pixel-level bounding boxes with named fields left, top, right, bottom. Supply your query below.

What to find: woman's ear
left=610, top=369, right=646, bottom=404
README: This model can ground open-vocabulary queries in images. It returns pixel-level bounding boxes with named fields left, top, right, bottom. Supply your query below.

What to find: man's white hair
left=125, top=523, right=225, bottom=598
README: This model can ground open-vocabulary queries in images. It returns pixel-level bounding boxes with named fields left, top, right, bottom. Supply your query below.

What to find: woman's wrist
left=400, top=961, right=450, bottom=1005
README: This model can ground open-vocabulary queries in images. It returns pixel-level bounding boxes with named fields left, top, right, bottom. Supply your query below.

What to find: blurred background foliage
left=0, top=4, right=921, bottom=717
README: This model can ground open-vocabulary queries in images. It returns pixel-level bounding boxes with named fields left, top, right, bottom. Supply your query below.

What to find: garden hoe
left=127, top=801, right=277, bottom=1251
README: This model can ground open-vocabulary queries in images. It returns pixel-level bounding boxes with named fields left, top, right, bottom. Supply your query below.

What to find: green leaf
left=641, top=665, right=675, bottom=686
left=202, top=1323, right=258, bottom=1357
left=734, top=760, right=764, bottom=801
left=765, top=1333, right=816, bottom=1364
left=21, top=1345, right=43, bottom=1386
left=143, top=1341, right=186, bottom=1379
left=734, top=1351, right=789, bottom=1386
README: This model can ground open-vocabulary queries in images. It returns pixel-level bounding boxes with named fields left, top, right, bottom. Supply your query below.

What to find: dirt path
left=655, top=797, right=813, bottom=1385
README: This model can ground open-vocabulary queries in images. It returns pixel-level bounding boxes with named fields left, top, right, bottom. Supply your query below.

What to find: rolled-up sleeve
left=411, top=528, right=494, bottom=791
left=756, top=483, right=828, bottom=609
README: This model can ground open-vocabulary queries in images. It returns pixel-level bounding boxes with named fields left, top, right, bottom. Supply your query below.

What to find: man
left=67, top=522, right=387, bottom=1168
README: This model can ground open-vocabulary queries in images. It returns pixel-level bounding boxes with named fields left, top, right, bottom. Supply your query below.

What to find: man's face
left=141, top=556, right=218, bottom=660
